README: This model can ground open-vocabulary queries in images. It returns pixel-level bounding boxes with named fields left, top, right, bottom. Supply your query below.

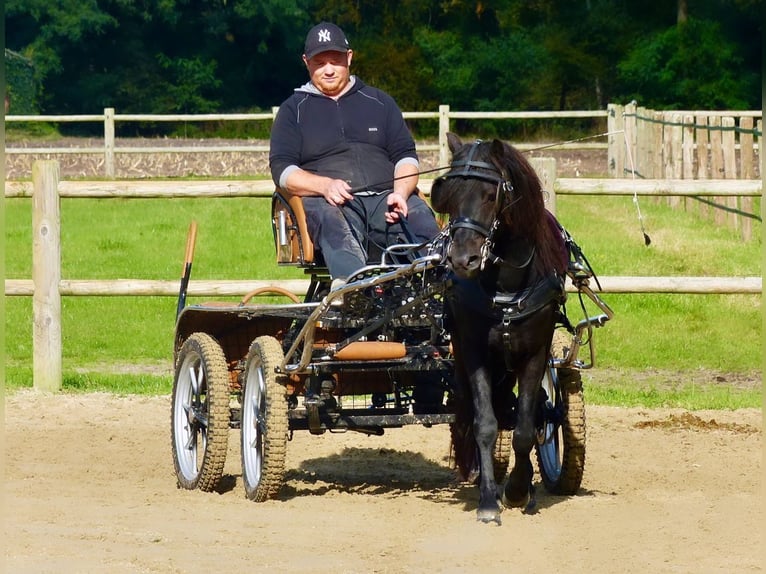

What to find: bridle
left=435, top=140, right=533, bottom=270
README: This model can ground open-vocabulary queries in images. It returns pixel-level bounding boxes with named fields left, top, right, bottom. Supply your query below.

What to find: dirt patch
left=4, top=391, right=762, bottom=573
left=634, top=411, right=760, bottom=434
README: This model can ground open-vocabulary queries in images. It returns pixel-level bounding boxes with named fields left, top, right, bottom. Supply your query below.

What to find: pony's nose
left=447, top=250, right=481, bottom=275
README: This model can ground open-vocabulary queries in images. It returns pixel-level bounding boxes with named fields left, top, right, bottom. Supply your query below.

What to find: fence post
left=439, top=105, right=450, bottom=168
left=709, top=116, right=725, bottom=225
left=32, top=160, right=62, bottom=392
left=721, top=116, right=738, bottom=231
left=695, top=115, right=710, bottom=220
left=104, top=107, right=115, bottom=179
left=682, top=114, right=695, bottom=212
left=607, top=103, right=624, bottom=178
left=531, top=158, right=557, bottom=216
left=651, top=110, right=663, bottom=182
left=668, top=112, right=682, bottom=208
left=739, top=116, right=754, bottom=241
left=623, top=101, right=637, bottom=177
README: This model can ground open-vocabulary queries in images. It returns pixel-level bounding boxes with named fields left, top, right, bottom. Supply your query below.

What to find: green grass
left=582, top=369, right=761, bottom=409
left=585, top=382, right=759, bottom=410
left=4, top=193, right=762, bottom=407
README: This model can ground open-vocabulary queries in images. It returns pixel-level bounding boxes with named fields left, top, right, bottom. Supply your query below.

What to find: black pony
left=431, top=133, right=569, bottom=524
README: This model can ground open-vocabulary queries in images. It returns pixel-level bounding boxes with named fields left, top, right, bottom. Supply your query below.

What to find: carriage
left=170, top=139, right=613, bottom=517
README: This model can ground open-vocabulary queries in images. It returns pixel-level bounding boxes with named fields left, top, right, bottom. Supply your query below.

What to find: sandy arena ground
left=3, top=391, right=762, bottom=573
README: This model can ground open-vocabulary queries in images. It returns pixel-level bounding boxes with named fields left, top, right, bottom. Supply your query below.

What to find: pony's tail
left=450, top=416, right=477, bottom=481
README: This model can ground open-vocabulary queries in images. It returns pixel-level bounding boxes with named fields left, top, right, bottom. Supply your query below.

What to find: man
left=269, top=22, right=440, bottom=285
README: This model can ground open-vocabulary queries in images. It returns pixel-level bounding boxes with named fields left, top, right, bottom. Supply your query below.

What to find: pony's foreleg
left=471, top=368, right=503, bottom=524
left=503, top=364, right=544, bottom=512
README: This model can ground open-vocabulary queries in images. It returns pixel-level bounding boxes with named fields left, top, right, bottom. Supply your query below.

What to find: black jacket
left=269, top=77, right=418, bottom=193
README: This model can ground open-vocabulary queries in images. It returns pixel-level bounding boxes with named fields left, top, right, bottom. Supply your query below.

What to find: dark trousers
left=302, top=192, right=441, bottom=279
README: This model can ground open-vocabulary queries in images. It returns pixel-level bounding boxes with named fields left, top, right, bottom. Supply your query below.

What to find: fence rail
left=5, top=105, right=611, bottom=179
left=6, top=276, right=761, bottom=297
left=5, top=160, right=761, bottom=391
left=5, top=177, right=761, bottom=199
left=7, top=105, right=760, bottom=179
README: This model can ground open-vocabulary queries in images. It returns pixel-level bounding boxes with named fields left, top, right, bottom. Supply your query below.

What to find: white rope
left=622, top=128, right=651, bottom=245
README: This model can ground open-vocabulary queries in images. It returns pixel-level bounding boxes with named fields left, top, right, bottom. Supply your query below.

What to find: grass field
left=4, top=192, right=762, bottom=407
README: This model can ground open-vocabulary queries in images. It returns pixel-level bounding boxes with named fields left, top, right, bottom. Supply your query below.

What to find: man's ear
left=346, top=50, right=353, bottom=67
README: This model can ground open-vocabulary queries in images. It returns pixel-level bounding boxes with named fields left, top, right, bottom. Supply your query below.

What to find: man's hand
left=385, top=192, right=408, bottom=223
left=322, top=179, right=354, bottom=206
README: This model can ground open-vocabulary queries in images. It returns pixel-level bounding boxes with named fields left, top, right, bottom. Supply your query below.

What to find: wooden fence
left=4, top=160, right=761, bottom=391
left=5, top=105, right=608, bottom=179
left=608, top=102, right=762, bottom=239
left=7, top=104, right=761, bottom=238
left=7, top=105, right=760, bottom=178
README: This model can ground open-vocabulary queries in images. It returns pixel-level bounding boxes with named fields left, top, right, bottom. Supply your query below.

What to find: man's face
left=304, top=50, right=353, bottom=97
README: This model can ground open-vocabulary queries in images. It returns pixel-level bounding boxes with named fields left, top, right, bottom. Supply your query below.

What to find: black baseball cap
left=303, top=22, right=350, bottom=59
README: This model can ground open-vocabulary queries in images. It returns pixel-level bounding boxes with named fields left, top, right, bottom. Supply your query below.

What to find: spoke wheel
left=241, top=336, right=289, bottom=502
left=535, top=363, right=586, bottom=495
left=171, top=332, right=230, bottom=491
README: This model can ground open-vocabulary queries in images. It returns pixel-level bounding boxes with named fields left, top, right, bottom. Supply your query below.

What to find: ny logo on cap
left=318, top=28, right=332, bottom=43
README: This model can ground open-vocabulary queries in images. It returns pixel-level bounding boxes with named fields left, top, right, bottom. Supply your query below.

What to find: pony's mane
left=491, top=141, right=565, bottom=276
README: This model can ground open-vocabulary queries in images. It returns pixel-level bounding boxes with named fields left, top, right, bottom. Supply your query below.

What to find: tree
left=5, top=0, right=315, bottom=115
left=5, top=49, right=39, bottom=113
left=617, top=18, right=758, bottom=109
left=5, top=0, right=761, bottom=122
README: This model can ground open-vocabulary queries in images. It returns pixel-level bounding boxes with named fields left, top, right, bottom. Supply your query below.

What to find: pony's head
left=431, top=133, right=562, bottom=279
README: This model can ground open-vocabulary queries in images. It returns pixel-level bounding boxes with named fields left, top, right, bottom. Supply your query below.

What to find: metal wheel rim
left=241, top=356, right=266, bottom=490
left=537, top=367, right=563, bottom=482
left=173, top=350, right=209, bottom=482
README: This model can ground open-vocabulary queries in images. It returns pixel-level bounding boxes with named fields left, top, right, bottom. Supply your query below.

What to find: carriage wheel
left=240, top=335, right=289, bottom=502
left=492, top=429, right=512, bottom=482
left=535, top=363, right=586, bottom=495
left=171, top=332, right=230, bottom=491
left=449, top=423, right=511, bottom=483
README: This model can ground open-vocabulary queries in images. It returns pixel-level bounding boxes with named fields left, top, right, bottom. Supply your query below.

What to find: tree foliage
left=5, top=49, right=39, bottom=114
left=5, top=0, right=761, bottom=118
left=618, top=18, right=758, bottom=109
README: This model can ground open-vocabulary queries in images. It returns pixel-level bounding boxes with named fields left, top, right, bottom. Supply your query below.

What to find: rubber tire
left=171, top=332, right=230, bottom=492
left=492, top=429, right=512, bottom=483
left=535, top=364, right=586, bottom=495
left=240, top=336, right=289, bottom=502
left=448, top=424, right=511, bottom=484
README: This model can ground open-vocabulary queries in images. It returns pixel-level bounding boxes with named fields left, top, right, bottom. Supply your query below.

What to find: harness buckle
left=501, top=310, right=512, bottom=344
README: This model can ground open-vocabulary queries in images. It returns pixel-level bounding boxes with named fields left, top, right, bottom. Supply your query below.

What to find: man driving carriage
left=269, top=22, right=441, bottom=287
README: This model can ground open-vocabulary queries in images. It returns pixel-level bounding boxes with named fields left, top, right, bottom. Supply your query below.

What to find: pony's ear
left=446, top=132, right=463, bottom=153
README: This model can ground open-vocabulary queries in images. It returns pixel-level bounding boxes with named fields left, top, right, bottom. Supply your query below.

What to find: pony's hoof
left=476, top=509, right=502, bottom=525
left=523, top=484, right=537, bottom=514
left=501, top=490, right=529, bottom=509
left=503, top=483, right=536, bottom=512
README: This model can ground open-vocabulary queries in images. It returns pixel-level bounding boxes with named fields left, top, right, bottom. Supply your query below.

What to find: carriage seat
left=271, top=187, right=434, bottom=268
left=271, top=188, right=323, bottom=267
